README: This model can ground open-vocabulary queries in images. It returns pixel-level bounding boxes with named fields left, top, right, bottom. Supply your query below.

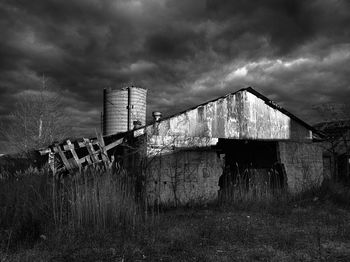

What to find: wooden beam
left=48, top=151, right=55, bottom=175
left=66, top=140, right=81, bottom=171
left=78, top=139, right=99, bottom=148
left=95, top=130, right=110, bottom=166
left=105, top=138, right=124, bottom=151
left=85, top=155, right=93, bottom=164
left=39, top=148, right=51, bottom=155
left=78, top=155, right=91, bottom=164
left=63, top=143, right=74, bottom=151
left=83, top=138, right=99, bottom=162
left=53, top=144, right=72, bottom=171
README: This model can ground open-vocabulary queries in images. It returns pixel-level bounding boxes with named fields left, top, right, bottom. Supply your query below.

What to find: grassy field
left=2, top=199, right=350, bottom=261
left=1, top=168, right=350, bottom=261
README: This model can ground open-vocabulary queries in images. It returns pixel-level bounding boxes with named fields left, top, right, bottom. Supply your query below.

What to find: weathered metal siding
left=244, top=91, right=290, bottom=139
left=146, top=135, right=218, bottom=157
left=146, top=90, right=311, bottom=141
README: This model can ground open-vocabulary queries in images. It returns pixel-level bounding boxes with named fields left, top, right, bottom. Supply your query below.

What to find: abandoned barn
left=39, top=86, right=324, bottom=206
left=103, top=87, right=324, bottom=206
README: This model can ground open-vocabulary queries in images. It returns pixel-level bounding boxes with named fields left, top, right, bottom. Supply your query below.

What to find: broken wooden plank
left=66, top=140, right=81, bottom=171
left=48, top=151, right=55, bottom=174
left=63, top=143, right=74, bottom=151
left=53, top=144, right=72, bottom=171
left=84, top=155, right=92, bottom=164
left=77, top=155, right=91, bottom=165
left=105, top=138, right=124, bottom=151
left=95, top=131, right=105, bottom=147
left=78, top=139, right=99, bottom=147
left=133, top=127, right=145, bottom=137
left=83, top=138, right=100, bottom=162
left=95, top=131, right=110, bottom=165
left=39, top=148, right=51, bottom=155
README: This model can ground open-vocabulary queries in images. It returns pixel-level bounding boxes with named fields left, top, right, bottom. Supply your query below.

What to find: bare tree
left=1, top=84, right=71, bottom=155
left=313, top=102, right=350, bottom=180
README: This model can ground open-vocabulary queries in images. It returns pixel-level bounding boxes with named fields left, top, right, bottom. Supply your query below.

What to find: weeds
left=1, top=166, right=350, bottom=261
left=0, top=166, right=145, bottom=251
left=68, top=168, right=142, bottom=232
left=218, top=166, right=287, bottom=208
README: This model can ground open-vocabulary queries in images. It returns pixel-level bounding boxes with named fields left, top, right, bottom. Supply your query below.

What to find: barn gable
left=145, top=87, right=314, bottom=143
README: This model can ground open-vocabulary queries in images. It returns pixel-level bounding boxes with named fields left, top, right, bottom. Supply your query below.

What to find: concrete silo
left=103, top=87, right=147, bottom=136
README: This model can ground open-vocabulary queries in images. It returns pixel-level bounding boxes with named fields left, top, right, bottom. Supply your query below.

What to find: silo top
left=104, top=86, right=147, bottom=92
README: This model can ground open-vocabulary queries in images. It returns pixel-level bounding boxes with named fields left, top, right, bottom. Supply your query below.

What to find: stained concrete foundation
left=145, top=149, right=222, bottom=206
left=278, top=141, right=323, bottom=193
left=143, top=140, right=324, bottom=205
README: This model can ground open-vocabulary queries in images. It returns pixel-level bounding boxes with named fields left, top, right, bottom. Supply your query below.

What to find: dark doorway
left=216, top=139, right=286, bottom=201
left=218, top=139, right=278, bottom=169
left=338, top=153, right=350, bottom=182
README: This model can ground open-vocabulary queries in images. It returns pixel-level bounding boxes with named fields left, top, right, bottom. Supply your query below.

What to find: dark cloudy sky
left=1, top=0, right=350, bottom=151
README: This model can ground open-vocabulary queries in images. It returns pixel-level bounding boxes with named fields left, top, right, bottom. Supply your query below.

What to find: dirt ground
left=2, top=200, right=350, bottom=262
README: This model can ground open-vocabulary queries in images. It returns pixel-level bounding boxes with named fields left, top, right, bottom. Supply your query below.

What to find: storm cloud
left=1, top=0, right=350, bottom=152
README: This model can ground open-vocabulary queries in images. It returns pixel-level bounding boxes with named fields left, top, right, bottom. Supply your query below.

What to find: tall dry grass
left=219, top=167, right=286, bottom=205
left=66, top=168, right=142, bottom=231
left=0, top=165, right=145, bottom=249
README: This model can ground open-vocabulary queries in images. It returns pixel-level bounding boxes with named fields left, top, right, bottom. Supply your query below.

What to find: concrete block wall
left=278, top=141, right=323, bottom=193
left=145, top=149, right=222, bottom=206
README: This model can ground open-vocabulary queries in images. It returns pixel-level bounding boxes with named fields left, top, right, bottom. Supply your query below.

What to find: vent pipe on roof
left=152, top=111, right=162, bottom=122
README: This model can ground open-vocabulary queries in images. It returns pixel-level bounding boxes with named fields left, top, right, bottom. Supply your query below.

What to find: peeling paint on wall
left=147, top=135, right=218, bottom=156
left=143, top=90, right=311, bottom=143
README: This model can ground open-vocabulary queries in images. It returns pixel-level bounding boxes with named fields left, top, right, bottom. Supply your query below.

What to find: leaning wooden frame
left=39, top=133, right=124, bottom=176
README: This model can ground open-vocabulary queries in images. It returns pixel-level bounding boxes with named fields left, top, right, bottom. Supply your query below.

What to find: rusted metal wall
left=144, top=90, right=311, bottom=142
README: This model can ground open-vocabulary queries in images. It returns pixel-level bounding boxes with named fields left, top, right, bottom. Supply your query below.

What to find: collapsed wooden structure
left=39, top=132, right=124, bottom=175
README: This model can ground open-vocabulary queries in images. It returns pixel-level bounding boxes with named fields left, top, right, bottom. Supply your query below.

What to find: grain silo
left=103, top=87, right=147, bottom=136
